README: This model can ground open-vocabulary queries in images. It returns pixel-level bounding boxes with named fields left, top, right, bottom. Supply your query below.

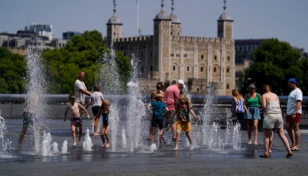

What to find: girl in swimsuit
left=94, top=100, right=111, bottom=148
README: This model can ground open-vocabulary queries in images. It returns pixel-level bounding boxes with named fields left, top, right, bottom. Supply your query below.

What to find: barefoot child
left=17, top=98, right=40, bottom=150
left=64, top=94, right=90, bottom=146
left=94, top=100, right=111, bottom=148
left=172, top=94, right=199, bottom=150
left=147, top=94, right=169, bottom=148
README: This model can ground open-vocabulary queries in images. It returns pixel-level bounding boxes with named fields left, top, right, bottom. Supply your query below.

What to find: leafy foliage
left=0, top=30, right=131, bottom=94
left=0, top=48, right=26, bottom=93
left=245, top=38, right=306, bottom=95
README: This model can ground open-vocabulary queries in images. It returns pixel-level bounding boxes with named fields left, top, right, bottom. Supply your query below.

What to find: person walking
left=243, top=84, right=262, bottom=145
left=163, top=80, right=185, bottom=142
left=231, top=89, right=245, bottom=125
left=86, top=85, right=104, bottom=136
left=286, top=78, right=303, bottom=151
left=260, top=84, right=292, bottom=158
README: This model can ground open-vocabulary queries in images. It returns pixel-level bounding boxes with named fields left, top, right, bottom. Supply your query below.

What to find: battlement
left=172, top=36, right=223, bottom=43
left=114, top=35, right=153, bottom=43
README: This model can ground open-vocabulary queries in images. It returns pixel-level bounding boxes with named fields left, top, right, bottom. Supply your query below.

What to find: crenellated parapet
left=114, top=35, right=153, bottom=43
left=171, top=36, right=225, bottom=43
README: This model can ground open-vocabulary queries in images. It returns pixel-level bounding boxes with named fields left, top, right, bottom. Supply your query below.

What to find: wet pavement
left=1, top=119, right=308, bottom=176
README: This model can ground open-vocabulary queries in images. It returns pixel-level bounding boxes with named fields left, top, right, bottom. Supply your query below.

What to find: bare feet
left=17, top=146, right=22, bottom=151
left=248, top=141, right=252, bottom=145
left=286, top=153, right=293, bottom=158
left=269, top=150, right=272, bottom=153
left=254, top=143, right=258, bottom=146
left=105, top=143, right=110, bottom=148
left=259, top=154, right=268, bottom=158
left=102, top=143, right=106, bottom=147
left=174, top=147, right=178, bottom=150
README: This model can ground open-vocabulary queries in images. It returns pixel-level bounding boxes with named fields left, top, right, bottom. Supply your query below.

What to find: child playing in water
left=94, top=100, right=111, bottom=148
left=64, top=94, right=90, bottom=146
left=17, top=97, right=41, bottom=151
left=147, top=94, right=169, bottom=148
left=172, top=94, right=199, bottom=150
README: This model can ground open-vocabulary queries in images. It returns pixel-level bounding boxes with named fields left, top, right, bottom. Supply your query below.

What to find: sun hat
left=288, top=78, right=299, bottom=85
left=248, top=84, right=256, bottom=89
left=178, top=80, right=186, bottom=88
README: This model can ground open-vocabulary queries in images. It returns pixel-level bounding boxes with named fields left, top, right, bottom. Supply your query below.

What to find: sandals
left=290, top=148, right=299, bottom=151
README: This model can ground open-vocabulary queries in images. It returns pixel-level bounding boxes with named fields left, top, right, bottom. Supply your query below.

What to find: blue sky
left=0, top=0, right=307, bottom=50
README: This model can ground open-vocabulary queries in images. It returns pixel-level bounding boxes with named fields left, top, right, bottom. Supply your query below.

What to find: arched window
left=150, top=65, right=153, bottom=71
left=197, top=88, right=199, bottom=92
left=114, top=32, right=116, bottom=36
left=201, top=55, right=204, bottom=60
left=187, top=66, right=190, bottom=72
left=200, top=67, right=204, bottom=72
left=178, top=32, right=179, bottom=36
left=227, top=84, right=230, bottom=89
left=173, top=65, right=176, bottom=71
left=227, top=68, right=230, bottom=73
left=171, top=32, right=173, bottom=35
left=227, top=56, right=230, bottom=61
left=214, top=67, right=217, bottom=72
left=214, top=55, right=217, bottom=60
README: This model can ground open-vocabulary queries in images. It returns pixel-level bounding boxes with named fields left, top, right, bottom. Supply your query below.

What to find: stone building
left=106, top=0, right=235, bottom=95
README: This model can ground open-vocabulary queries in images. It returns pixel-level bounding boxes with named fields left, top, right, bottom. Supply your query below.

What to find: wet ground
left=1, top=119, right=308, bottom=176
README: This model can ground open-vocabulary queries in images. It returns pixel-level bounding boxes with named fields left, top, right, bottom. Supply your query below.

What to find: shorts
left=176, top=121, right=192, bottom=132
left=164, top=110, right=176, bottom=128
left=92, top=106, right=101, bottom=117
left=23, top=112, right=33, bottom=127
left=263, top=113, right=283, bottom=129
left=286, top=113, right=301, bottom=123
left=244, top=107, right=261, bottom=120
left=152, top=118, right=164, bottom=130
left=71, top=118, right=83, bottom=127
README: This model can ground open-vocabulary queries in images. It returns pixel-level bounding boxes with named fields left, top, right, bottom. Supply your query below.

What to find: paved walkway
left=1, top=120, right=308, bottom=176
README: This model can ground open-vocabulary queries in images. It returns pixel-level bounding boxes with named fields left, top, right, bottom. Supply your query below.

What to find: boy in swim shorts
left=64, top=94, right=90, bottom=146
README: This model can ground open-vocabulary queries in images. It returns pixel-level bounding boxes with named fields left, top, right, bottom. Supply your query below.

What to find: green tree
left=0, top=48, right=26, bottom=93
left=245, top=38, right=302, bottom=95
left=42, top=30, right=130, bottom=94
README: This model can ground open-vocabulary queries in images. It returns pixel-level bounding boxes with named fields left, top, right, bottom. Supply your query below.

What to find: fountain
left=83, top=128, right=93, bottom=151
left=125, top=53, right=146, bottom=152
left=52, top=142, right=59, bottom=154
left=121, top=127, right=127, bottom=149
left=97, top=49, right=121, bottom=152
left=0, top=115, right=13, bottom=158
left=26, top=45, right=48, bottom=153
left=42, top=131, right=52, bottom=156
left=61, top=140, right=68, bottom=154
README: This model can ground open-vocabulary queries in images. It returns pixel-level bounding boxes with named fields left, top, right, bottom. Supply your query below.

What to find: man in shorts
left=163, top=80, right=185, bottom=142
left=74, top=71, right=92, bottom=105
left=286, top=78, right=303, bottom=151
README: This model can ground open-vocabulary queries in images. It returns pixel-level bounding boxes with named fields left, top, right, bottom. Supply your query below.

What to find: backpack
left=236, top=98, right=245, bottom=113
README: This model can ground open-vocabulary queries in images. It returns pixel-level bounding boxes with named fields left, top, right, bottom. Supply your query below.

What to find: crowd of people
left=232, top=78, right=303, bottom=158
left=17, top=71, right=304, bottom=157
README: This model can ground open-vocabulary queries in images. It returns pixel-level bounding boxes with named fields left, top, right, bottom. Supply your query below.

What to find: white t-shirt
left=287, top=88, right=303, bottom=115
left=74, top=79, right=86, bottom=104
left=91, top=91, right=104, bottom=107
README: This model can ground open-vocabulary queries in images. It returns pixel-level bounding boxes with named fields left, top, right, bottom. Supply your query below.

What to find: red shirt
left=163, top=84, right=180, bottom=111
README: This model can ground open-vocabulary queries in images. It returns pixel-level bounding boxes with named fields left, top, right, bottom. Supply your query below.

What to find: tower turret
left=169, top=0, right=181, bottom=36
left=217, top=0, right=233, bottom=39
left=106, top=0, right=123, bottom=47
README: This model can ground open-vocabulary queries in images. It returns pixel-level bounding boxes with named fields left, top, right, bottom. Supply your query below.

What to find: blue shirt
left=151, top=101, right=167, bottom=119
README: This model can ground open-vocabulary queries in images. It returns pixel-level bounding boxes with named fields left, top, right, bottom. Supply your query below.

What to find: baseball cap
left=288, top=78, right=299, bottom=85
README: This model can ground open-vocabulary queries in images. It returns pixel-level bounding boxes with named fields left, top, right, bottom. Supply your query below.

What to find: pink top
left=163, top=84, right=180, bottom=111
